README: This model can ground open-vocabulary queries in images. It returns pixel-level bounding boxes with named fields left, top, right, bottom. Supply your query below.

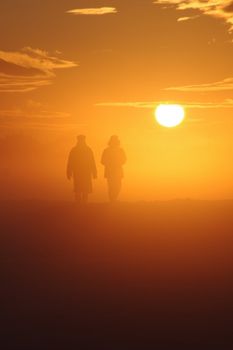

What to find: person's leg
left=107, top=179, right=113, bottom=202
left=82, top=192, right=88, bottom=204
left=107, top=178, right=121, bottom=202
left=114, top=179, right=122, bottom=201
left=75, top=192, right=81, bottom=203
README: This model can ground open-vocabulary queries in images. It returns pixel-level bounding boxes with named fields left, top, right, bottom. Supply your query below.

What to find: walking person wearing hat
left=67, top=135, right=97, bottom=203
left=101, top=135, right=126, bottom=203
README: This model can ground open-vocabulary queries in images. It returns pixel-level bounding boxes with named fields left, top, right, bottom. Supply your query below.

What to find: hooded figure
left=67, top=135, right=97, bottom=203
left=101, top=135, right=126, bottom=202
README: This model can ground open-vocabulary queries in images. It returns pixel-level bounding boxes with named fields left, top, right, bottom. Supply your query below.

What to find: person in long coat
left=101, top=135, right=126, bottom=202
left=67, top=135, right=97, bottom=203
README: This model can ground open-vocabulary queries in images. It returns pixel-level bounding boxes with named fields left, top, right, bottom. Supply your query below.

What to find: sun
left=155, top=104, right=185, bottom=128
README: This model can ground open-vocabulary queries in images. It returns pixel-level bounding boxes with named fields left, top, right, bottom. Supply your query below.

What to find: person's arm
left=121, top=149, right=127, bottom=165
left=101, top=149, right=106, bottom=166
left=66, top=150, right=73, bottom=180
left=91, top=150, right=97, bottom=179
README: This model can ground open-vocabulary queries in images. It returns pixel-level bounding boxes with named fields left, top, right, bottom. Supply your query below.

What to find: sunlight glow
left=155, top=104, right=185, bottom=128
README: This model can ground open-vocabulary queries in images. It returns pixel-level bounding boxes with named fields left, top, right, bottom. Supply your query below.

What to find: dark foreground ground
left=1, top=200, right=233, bottom=349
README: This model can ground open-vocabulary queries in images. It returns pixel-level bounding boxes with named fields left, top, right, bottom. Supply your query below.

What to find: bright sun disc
left=155, top=104, right=185, bottom=128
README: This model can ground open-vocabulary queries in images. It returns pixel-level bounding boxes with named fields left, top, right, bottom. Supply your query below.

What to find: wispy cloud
left=177, top=15, right=199, bottom=22
left=96, top=99, right=233, bottom=109
left=0, top=47, right=77, bottom=92
left=154, top=0, right=233, bottom=32
left=165, top=77, right=233, bottom=92
left=0, top=100, right=84, bottom=131
left=0, top=100, right=70, bottom=119
left=66, top=7, right=117, bottom=16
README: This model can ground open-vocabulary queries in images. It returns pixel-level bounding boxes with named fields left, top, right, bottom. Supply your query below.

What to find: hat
left=77, top=134, right=86, bottom=142
left=108, top=135, right=120, bottom=147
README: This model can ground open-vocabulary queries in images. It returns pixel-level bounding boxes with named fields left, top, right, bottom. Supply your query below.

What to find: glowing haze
left=0, top=1, right=233, bottom=201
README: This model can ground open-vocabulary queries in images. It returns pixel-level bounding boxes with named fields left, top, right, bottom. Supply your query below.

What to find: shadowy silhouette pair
left=67, top=135, right=126, bottom=203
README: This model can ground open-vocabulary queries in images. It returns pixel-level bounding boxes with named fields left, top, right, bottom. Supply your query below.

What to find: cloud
left=0, top=47, right=77, bottom=92
left=0, top=115, right=82, bottom=132
left=177, top=16, right=192, bottom=22
left=154, top=0, right=233, bottom=32
left=96, top=99, right=233, bottom=109
left=66, top=7, right=117, bottom=16
left=165, top=77, right=233, bottom=91
left=177, top=15, right=199, bottom=22
left=0, top=100, right=88, bottom=132
left=0, top=100, right=70, bottom=120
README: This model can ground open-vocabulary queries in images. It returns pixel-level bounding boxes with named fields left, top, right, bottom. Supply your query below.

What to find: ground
left=1, top=200, right=233, bottom=349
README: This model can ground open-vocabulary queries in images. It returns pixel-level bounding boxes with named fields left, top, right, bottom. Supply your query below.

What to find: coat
left=101, top=146, right=126, bottom=180
left=67, top=145, right=97, bottom=194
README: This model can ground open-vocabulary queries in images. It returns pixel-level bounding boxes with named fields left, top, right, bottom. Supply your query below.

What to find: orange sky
left=0, top=0, right=233, bottom=200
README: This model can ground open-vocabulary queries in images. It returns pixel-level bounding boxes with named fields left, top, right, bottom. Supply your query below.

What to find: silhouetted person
left=67, top=135, right=97, bottom=203
left=101, top=135, right=126, bottom=202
